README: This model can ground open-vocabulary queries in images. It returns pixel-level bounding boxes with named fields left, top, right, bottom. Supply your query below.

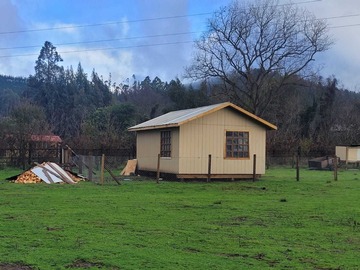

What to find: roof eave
left=128, top=123, right=180, bottom=132
left=227, top=103, right=278, bottom=130
left=128, top=102, right=278, bottom=131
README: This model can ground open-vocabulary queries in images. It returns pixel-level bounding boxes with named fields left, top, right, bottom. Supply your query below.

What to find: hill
left=0, top=75, right=28, bottom=94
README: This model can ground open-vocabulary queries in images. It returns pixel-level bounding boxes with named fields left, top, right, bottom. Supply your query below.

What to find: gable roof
left=30, top=134, right=62, bottom=143
left=128, top=102, right=277, bottom=132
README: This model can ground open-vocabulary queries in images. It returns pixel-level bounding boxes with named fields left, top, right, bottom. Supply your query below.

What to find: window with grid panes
left=160, top=131, right=171, bottom=157
left=225, top=131, right=249, bottom=158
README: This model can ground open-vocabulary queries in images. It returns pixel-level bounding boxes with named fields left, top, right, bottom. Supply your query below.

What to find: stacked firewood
left=66, top=171, right=84, bottom=182
left=15, top=171, right=42, bottom=184
left=14, top=163, right=85, bottom=184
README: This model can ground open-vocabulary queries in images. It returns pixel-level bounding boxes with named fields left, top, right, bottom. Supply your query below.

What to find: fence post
left=78, top=155, right=83, bottom=174
left=296, top=146, right=301, bottom=181
left=207, top=154, right=212, bottom=182
left=334, top=155, right=338, bottom=181
left=87, top=156, right=93, bottom=182
left=253, top=154, right=257, bottom=182
left=101, top=154, right=105, bottom=185
left=156, top=153, right=161, bottom=183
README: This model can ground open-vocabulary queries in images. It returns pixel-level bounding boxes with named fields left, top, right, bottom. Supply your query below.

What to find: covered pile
left=15, top=162, right=84, bottom=184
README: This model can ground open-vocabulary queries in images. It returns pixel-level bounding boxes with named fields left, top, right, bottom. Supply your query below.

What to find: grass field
left=0, top=167, right=359, bottom=269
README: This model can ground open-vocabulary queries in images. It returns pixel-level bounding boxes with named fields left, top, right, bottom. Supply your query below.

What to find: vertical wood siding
left=336, top=146, right=360, bottom=162
left=136, top=107, right=268, bottom=175
left=178, top=108, right=266, bottom=174
left=137, top=128, right=180, bottom=173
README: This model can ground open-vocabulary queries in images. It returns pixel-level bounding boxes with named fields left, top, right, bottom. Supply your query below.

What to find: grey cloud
left=129, top=0, right=193, bottom=81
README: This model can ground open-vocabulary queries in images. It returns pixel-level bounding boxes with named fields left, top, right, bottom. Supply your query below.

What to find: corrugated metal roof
left=30, top=135, right=62, bottom=143
left=128, top=102, right=277, bottom=131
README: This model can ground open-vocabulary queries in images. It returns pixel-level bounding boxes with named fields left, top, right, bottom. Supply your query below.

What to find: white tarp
left=31, top=162, right=75, bottom=184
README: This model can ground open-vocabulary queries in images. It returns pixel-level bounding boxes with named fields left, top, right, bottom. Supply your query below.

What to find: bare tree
left=185, top=0, right=332, bottom=116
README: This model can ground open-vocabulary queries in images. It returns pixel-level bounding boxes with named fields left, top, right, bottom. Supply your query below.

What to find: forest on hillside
left=1, top=0, right=360, bottom=158
left=0, top=44, right=359, bottom=157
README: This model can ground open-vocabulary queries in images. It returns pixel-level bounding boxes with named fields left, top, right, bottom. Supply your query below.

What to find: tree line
left=0, top=41, right=211, bottom=152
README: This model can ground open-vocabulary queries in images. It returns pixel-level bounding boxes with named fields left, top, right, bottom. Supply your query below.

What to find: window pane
left=225, top=131, right=249, bottom=158
left=160, top=131, right=171, bottom=157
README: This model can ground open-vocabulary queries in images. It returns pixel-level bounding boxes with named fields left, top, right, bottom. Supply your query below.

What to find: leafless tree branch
left=185, top=0, right=332, bottom=116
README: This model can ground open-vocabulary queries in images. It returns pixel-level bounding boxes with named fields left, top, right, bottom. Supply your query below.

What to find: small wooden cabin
left=128, top=102, right=277, bottom=179
left=29, top=134, right=62, bottom=163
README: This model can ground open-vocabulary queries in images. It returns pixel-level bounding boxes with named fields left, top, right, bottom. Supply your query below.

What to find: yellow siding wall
left=335, top=146, right=347, bottom=161
left=336, top=146, right=360, bottom=162
left=178, top=107, right=266, bottom=175
left=348, top=147, right=360, bottom=162
left=136, top=128, right=179, bottom=173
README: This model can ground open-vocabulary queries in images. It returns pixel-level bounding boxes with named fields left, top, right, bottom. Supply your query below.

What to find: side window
left=160, top=131, right=171, bottom=157
left=225, top=131, right=249, bottom=158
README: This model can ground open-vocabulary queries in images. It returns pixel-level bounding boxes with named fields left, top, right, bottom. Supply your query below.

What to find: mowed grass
left=0, top=167, right=359, bottom=269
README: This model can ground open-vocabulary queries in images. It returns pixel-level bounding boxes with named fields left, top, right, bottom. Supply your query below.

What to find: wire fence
left=67, top=154, right=130, bottom=184
left=2, top=147, right=356, bottom=183
left=0, top=147, right=134, bottom=183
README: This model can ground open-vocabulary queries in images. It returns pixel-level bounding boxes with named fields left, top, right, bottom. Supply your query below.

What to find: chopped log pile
left=14, top=162, right=85, bottom=184
left=15, top=170, right=42, bottom=184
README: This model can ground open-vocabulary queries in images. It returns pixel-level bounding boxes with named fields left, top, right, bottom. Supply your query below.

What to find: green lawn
left=0, top=167, right=359, bottom=269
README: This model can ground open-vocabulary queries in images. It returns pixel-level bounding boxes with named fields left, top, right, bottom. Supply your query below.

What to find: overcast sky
left=0, top=0, right=359, bottom=91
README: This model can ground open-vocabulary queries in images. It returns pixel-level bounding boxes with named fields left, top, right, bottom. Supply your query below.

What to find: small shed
left=128, top=102, right=277, bottom=179
left=29, top=134, right=62, bottom=163
left=308, top=156, right=337, bottom=170
left=336, top=145, right=360, bottom=164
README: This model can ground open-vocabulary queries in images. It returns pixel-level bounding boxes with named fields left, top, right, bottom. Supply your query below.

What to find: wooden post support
left=78, top=155, right=83, bottom=174
left=334, top=155, right=338, bottom=181
left=101, top=154, right=105, bottom=185
left=345, top=146, right=349, bottom=170
left=156, top=153, right=161, bottom=184
left=104, top=163, right=121, bottom=185
left=88, top=156, right=93, bottom=182
left=253, top=154, right=257, bottom=182
left=207, top=154, right=212, bottom=182
left=296, top=146, right=300, bottom=181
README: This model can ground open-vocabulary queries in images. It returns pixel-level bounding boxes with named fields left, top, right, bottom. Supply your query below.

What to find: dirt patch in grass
left=66, top=259, right=105, bottom=269
left=0, top=263, right=36, bottom=270
left=219, top=253, right=248, bottom=258
left=184, top=247, right=201, bottom=253
left=66, top=259, right=121, bottom=269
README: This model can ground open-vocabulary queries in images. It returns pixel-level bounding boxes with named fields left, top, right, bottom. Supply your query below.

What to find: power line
left=0, top=31, right=202, bottom=51
left=0, top=12, right=212, bottom=36
left=0, top=0, right=358, bottom=58
left=1, top=22, right=359, bottom=58
left=0, top=1, right=323, bottom=36
left=281, top=0, right=322, bottom=5
left=330, top=23, right=360, bottom=29
left=0, top=12, right=358, bottom=52
left=325, top=14, right=360, bottom=20
left=0, top=40, right=194, bottom=58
